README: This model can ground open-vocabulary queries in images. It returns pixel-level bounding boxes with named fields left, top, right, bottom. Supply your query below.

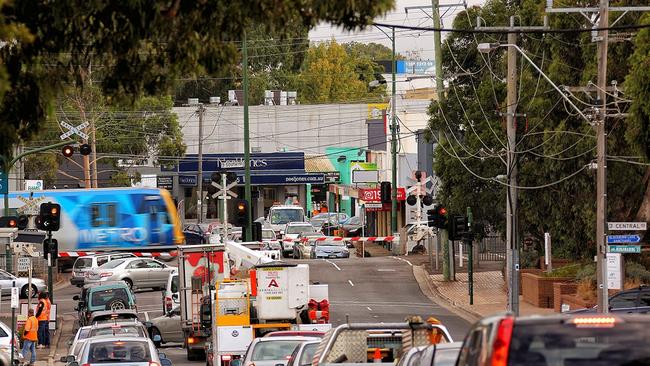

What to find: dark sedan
left=341, top=216, right=365, bottom=237
left=567, top=285, right=650, bottom=314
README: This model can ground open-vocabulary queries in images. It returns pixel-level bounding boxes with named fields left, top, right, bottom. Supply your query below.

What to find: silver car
left=242, top=336, right=320, bottom=366
left=85, top=258, right=177, bottom=291
left=0, top=321, right=19, bottom=366
left=0, top=269, right=46, bottom=298
left=311, top=240, right=350, bottom=259
left=71, top=336, right=170, bottom=366
left=287, top=341, right=320, bottom=366
left=148, top=306, right=183, bottom=347
left=65, top=321, right=148, bottom=361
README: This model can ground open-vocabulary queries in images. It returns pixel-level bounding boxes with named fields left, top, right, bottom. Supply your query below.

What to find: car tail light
left=165, top=296, right=173, bottom=312
left=188, top=337, right=196, bottom=344
left=149, top=363, right=160, bottom=366
left=222, top=355, right=232, bottom=361
left=490, top=317, right=514, bottom=366
left=82, top=363, right=90, bottom=366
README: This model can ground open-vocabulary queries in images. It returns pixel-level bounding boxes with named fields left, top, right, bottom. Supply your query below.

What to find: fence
left=477, top=235, right=507, bottom=262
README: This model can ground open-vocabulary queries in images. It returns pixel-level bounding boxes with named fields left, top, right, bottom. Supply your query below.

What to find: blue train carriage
left=3, top=187, right=184, bottom=258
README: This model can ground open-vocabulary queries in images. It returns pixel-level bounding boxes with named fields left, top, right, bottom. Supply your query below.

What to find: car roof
left=286, top=222, right=312, bottom=226
left=83, top=281, right=131, bottom=289
left=90, top=319, right=143, bottom=329
left=265, top=331, right=325, bottom=337
left=85, top=336, right=153, bottom=344
left=78, top=252, right=136, bottom=259
left=255, top=336, right=321, bottom=342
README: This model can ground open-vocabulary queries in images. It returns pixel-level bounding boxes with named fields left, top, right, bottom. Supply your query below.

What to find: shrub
left=575, top=263, right=596, bottom=281
left=625, top=261, right=650, bottom=283
left=576, top=278, right=596, bottom=301
left=520, top=249, right=540, bottom=269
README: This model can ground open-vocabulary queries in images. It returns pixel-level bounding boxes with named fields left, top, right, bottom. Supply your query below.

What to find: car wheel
left=150, top=327, right=163, bottom=347
left=123, top=278, right=133, bottom=289
left=20, top=284, right=37, bottom=299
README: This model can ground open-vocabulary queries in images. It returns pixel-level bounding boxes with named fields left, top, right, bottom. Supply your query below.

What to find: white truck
left=178, top=241, right=329, bottom=364
left=265, top=205, right=305, bottom=237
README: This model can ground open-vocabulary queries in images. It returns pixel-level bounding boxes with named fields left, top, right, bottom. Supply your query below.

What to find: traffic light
left=43, top=238, right=58, bottom=260
left=252, top=221, right=263, bottom=242
left=62, top=144, right=92, bottom=157
left=62, top=145, right=74, bottom=158
left=0, top=216, right=17, bottom=228
left=38, top=202, right=61, bottom=231
left=235, top=200, right=248, bottom=227
left=380, top=181, right=391, bottom=204
left=79, top=143, right=92, bottom=156
left=426, top=204, right=448, bottom=229
left=449, top=214, right=468, bottom=241
left=17, top=215, right=28, bottom=230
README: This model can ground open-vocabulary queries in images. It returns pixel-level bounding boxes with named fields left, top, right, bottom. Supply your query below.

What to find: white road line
left=348, top=280, right=355, bottom=287
left=324, top=259, right=341, bottom=271
left=366, top=307, right=372, bottom=311
left=393, top=257, right=413, bottom=266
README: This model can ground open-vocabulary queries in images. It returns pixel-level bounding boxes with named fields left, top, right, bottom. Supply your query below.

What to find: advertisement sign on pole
left=24, top=180, right=43, bottom=191
left=606, top=253, right=622, bottom=290
left=10, top=288, right=19, bottom=309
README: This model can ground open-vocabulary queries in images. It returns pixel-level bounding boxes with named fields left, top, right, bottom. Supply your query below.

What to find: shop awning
left=304, top=155, right=336, bottom=173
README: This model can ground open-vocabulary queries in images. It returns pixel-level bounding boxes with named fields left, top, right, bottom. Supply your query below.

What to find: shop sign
left=157, top=176, right=174, bottom=190
left=237, top=173, right=325, bottom=185
left=179, top=175, right=197, bottom=186
left=175, top=152, right=305, bottom=172
left=324, top=172, right=341, bottom=183
left=359, top=188, right=406, bottom=202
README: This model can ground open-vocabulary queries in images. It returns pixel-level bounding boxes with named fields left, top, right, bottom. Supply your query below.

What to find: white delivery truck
left=265, top=205, right=305, bottom=237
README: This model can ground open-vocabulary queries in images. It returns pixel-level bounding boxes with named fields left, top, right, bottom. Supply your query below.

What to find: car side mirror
left=160, top=359, right=172, bottom=366
left=73, top=295, right=79, bottom=301
left=158, top=352, right=166, bottom=359
left=66, top=355, right=76, bottom=363
left=172, top=293, right=178, bottom=300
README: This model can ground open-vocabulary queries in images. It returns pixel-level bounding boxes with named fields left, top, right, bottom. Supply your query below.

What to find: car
left=88, top=310, right=140, bottom=324
left=287, top=340, right=320, bottom=366
left=310, top=239, right=350, bottom=259
left=292, top=233, right=320, bottom=259
left=148, top=306, right=183, bottom=347
left=69, top=336, right=171, bottom=366
left=456, top=313, right=650, bottom=365
left=71, top=253, right=137, bottom=287
left=161, top=269, right=179, bottom=314
left=64, top=320, right=148, bottom=361
left=85, top=258, right=177, bottom=291
left=568, top=285, right=650, bottom=313
left=0, top=320, right=19, bottom=366
left=396, top=343, right=462, bottom=366
left=264, top=331, right=325, bottom=338
left=184, top=223, right=210, bottom=244
left=341, top=216, right=365, bottom=237
left=310, top=213, right=347, bottom=231
left=0, top=268, right=46, bottom=298
left=241, top=336, right=321, bottom=366
left=75, top=281, right=137, bottom=327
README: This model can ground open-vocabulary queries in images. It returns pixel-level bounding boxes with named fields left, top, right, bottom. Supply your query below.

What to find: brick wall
left=553, top=282, right=578, bottom=312
left=522, top=272, right=572, bottom=308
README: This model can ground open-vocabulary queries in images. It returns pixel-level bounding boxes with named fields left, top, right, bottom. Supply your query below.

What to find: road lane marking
left=324, top=259, right=341, bottom=271
left=348, top=280, right=355, bottom=287
left=392, top=257, right=413, bottom=266
left=366, top=307, right=372, bottom=311
left=377, top=269, right=396, bottom=272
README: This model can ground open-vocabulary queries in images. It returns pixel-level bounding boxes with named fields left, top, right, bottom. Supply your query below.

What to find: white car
left=85, top=258, right=177, bottom=291
left=242, top=336, right=320, bottom=366
left=0, top=269, right=46, bottom=298
left=65, top=321, right=148, bottom=361
left=0, top=321, right=19, bottom=366
left=161, top=269, right=179, bottom=314
left=71, top=337, right=171, bottom=366
left=281, top=222, right=315, bottom=257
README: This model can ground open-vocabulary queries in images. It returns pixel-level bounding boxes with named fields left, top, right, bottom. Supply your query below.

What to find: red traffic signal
left=62, top=145, right=74, bottom=157
left=0, top=216, right=17, bottom=228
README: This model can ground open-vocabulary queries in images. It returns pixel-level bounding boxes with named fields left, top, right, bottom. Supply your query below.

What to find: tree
left=298, top=41, right=385, bottom=103
left=0, top=0, right=394, bottom=158
left=428, top=0, right=647, bottom=259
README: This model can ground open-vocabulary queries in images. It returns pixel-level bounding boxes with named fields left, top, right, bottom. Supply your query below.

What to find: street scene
left=1, top=0, right=650, bottom=365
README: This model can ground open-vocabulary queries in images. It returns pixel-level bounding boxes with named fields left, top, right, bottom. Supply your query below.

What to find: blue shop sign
left=179, top=175, right=197, bottom=186
left=238, top=173, right=325, bottom=185
left=173, top=152, right=305, bottom=172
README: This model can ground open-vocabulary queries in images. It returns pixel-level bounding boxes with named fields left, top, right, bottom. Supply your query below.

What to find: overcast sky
left=309, top=0, right=486, bottom=60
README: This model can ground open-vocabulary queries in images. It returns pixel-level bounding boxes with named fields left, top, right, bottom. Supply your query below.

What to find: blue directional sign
left=0, top=171, right=7, bottom=195
left=608, top=245, right=641, bottom=254
left=607, top=235, right=641, bottom=244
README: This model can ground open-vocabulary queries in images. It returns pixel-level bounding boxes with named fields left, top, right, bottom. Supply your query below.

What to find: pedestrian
left=22, top=309, right=38, bottom=365
left=35, top=291, right=51, bottom=349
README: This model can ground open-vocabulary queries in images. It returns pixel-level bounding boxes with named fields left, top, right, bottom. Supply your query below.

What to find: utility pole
left=243, top=30, right=252, bottom=241
left=476, top=17, right=547, bottom=315
left=197, top=103, right=205, bottom=223
left=390, top=26, right=398, bottom=234
left=431, top=0, right=451, bottom=281
left=545, top=0, right=650, bottom=314
left=90, top=116, right=98, bottom=188
left=595, top=0, right=610, bottom=314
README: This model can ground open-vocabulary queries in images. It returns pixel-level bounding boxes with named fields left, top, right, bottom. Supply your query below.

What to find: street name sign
left=607, top=222, right=647, bottom=231
left=607, top=235, right=641, bottom=244
left=608, top=245, right=642, bottom=254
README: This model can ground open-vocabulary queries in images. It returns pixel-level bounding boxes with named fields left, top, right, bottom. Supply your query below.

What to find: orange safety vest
left=23, top=316, right=38, bottom=341
left=37, top=299, right=51, bottom=321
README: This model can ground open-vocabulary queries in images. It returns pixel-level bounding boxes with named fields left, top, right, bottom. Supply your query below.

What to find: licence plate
left=329, top=255, right=337, bottom=258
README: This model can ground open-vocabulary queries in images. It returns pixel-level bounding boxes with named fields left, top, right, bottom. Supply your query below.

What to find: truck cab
left=266, top=205, right=305, bottom=238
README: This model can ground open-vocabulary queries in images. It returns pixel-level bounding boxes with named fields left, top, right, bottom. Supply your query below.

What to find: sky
left=309, top=0, right=486, bottom=60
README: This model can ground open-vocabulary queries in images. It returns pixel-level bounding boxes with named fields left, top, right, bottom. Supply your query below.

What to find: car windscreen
left=286, top=225, right=313, bottom=234
left=78, top=327, right=92, bottom=340
left=348, top=217, right=361, bottom=225
left=87, top=340, right=151, bottom=363
left=316, top=241, right=345, bottom=247
left=251, top=340, right=304, bottom=361
left=299, top=343, right=319, bottom=366
left=91, top=326, right=145, bottom=338
left=90, top=288, right=131, bottom=307
left=508, top=319, right=650, bottom=365
left=171, top=275, right=179, bottom=293
left=74, top=258, right=94, bottom=269
left=100, top=260, right=125, bottom=269
left=270, top=209, right=303, bottom=224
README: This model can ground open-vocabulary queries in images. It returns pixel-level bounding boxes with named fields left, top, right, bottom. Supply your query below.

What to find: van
left=161, top=269, right=179, bottom=314
left=74, top=281, right=137, bottom=326
left=71, top=253, right=137, bottom=287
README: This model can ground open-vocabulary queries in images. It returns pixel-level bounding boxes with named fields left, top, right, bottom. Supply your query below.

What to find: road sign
left=10, top=287, right=19, bottom=308
left=608, top=245, right=641, bottom=253
left=606, top=253, right=622, bottom=290
left=0, top=171, right=7, bottom=195
left=211, top=181, right=238, bottom=199
left=17, top=257, right=31, bottom=272
left=607, top=222, right=647, bottom=231
left=59, top=121, right=89, bottom=140
left=16, top=195, right=46, bottom=215
left=607, top=235, right=641, bottom=244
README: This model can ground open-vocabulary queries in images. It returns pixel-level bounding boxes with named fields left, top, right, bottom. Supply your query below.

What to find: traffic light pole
left=466, top=207, right=473, bottom=305
left=2, top=139, right=73, bottom=273
left=390, top=26, right=398, bottom=234
left=47, top=231, right=54, bottom=303
left=242, top=30, right=252, bottom=241
left=221, top=174, right=229, bottom=240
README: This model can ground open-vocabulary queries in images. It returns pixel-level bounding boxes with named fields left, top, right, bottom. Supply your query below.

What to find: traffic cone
left=373, top=348, right=382, bottom=363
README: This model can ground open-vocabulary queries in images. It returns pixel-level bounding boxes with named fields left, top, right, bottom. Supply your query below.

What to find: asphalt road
left=53, top=254, right=470, bottom=365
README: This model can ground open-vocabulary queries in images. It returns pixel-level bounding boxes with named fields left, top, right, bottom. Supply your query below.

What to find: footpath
left=413, top=261, right=555, bottom=323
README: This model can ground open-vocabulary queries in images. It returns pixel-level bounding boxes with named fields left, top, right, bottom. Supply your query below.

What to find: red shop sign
left=359, top=188, right=406, bottom=202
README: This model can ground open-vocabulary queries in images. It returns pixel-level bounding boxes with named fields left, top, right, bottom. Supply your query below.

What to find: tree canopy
left=0, top=0, right=394, bottom=159
left=428, top=0, right=648, bottom=259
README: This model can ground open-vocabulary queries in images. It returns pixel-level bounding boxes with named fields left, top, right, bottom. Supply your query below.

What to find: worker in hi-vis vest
left=35, top=291, right=51, bottom=349
left=22, top=308, right=38, bottom=365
